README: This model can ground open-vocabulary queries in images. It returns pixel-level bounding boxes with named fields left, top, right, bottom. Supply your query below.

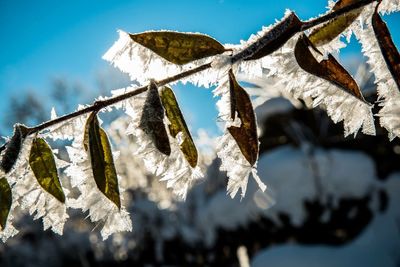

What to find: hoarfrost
left=352, top=3, right=400, bottom=140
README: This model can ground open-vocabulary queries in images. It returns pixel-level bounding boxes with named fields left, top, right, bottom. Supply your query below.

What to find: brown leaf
left=130, top=31, right=226, bottom=65
left=295, top=34, right=364, bottom=100
left=227, top=70, right=259, bottom=166
left=160, top=87, right=198, bottom=168
left=85, top=112, right=121, bottom=209
left=139, top=81, right=171, bottom=156
left=243, top=12, right=303, bottom=61
left=309, top=0, right=363, bottom=46
left=372, top=2, right=400, bottom=90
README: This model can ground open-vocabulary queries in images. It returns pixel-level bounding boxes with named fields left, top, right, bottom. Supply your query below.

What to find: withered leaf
left=243, top=12, right=303, bottom=61
left=160, top=87, right=198, bottom=168
left=372, top=2, right=400, bottom=90
left=130, top=31, right=226, bottom=65
left=29, top=137, right=65, bottom=203
left=295, top=34, right=364, bottom=100
left=309, top=0, right=363, bottom=46
left=0, top=177, right=12, bottom=230
left=139, top=82, right=171, bottom=156
left=228, top=70, right=259, bottom=166
left=0, top=124, right=28, bottom=173
left=85, top=112, right=121, bottom=209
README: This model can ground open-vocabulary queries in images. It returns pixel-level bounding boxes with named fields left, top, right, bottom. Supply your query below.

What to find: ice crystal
left=352, top=3, right=400, bottom=140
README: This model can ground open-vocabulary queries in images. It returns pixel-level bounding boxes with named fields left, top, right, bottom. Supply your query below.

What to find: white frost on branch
left=213, top=76, right=266, bottom=199
left=103, top=30, right=227, bottom=88
left=42, top=107, right=78, bottom=141
left=113, top=87, right=203, bottom=200
left=63, top=114, right=132, bottom=240
left=352, top=3, right=400, bottom=140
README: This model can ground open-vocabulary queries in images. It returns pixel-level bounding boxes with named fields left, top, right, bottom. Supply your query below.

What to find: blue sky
left=0, top=0, right=399, bottom=136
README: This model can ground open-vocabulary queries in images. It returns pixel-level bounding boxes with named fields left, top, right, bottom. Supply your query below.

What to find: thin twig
left=27, top=63, right=212, bottom=135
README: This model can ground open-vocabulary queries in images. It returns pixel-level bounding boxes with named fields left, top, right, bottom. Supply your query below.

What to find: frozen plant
left=0, top=0, right=399, bottom=241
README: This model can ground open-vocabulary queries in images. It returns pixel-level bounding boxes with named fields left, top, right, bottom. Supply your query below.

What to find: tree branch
left=13, top=0, right=376, bottom=138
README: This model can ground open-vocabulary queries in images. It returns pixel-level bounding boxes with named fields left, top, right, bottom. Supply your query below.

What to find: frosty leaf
left=241, top=12, right=302, bottom=61
left=0, top=124, right=28, bottom=173
left=309, top=0, right=363, bottom=46
left=227, top=70, right=259, bottom=166
left=295, top=34, right=364, bottom=101
left=372, top=2, right=400, bottom=90
left=160, top=86, right=198, bottom=168
left=139, top=82, right=171, bottom=156
left=85, top=112, right=121, bottom=209
left=0, top=177, right=12, bottom=230
left=129, top=31, right=225, bottom=65
left=29, top=137, right=65, bottom=203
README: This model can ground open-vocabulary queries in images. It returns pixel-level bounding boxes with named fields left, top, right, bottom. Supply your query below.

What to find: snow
left=196, top=145, right=377, bottom=245
left=251, top=173, right=400, bottom=267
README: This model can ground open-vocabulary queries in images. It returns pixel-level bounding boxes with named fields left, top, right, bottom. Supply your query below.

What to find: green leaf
left=160, top=87, right=198, bottom=168
left=243, top=12, right=303, bottom=61
left=0, top=177, right=12, bottom=230
left=309, top=0, right=363, bottom=46
left=129, top=31, right=226, bottom=65
left=139, top=82, right=171, bottom=156
left=227, top=70, right=259, bottom=166
left=0, top=124, right=28, bottom=173
left=295, top=34, right=365, bottom=101
left=29, top=137, right=65, bottom=203
left=372, top=2, right=400, bottom=91
left=85, top=112, right=121, bottom=209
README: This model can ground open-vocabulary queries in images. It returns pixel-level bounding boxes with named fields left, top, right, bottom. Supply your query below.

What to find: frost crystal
left=119, top=86, right=203, bottom=200
left=378, top=0, right=400, bottom=14
left=103, top=30, right=227, bottom=88
left=213, top=76, right=266, bottom=199
left=64, top=115, right=132, bottom=240
left=352, top=3, right=400, bottom=140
